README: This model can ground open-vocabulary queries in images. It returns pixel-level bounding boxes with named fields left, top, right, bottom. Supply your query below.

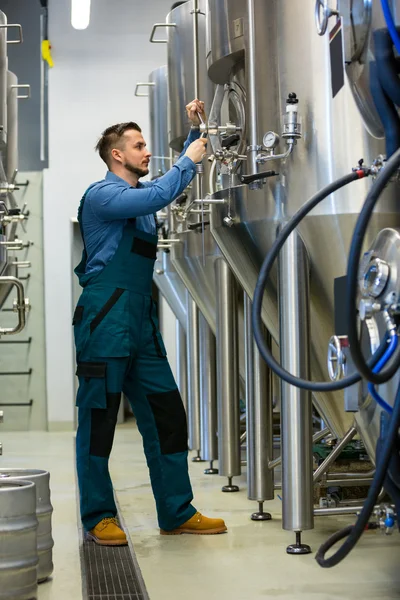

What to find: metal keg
left=0, top=479, right=38, bottom=600
left=0, top=470, right=54, bottom=583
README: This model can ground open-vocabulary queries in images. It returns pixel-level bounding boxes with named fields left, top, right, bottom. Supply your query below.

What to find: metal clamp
left=149, top=23, right=176, bottom=43
left=0, top=277, right=28, bottom=336
left=327, top=335, right=346, bottom=381
left=10, top=84, right=31, bottom=99
left=134, top=82, right=155, bottom=97
left=315, top=0, right=338, bottom=36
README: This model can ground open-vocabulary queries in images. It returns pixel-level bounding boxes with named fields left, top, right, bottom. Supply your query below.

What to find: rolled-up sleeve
left=87, top=155, right=196, bottom=221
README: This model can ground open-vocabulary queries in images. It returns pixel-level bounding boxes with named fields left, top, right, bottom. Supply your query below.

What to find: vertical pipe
left=279, top=232, right=313, bottom=533
left=176, top=319, right=188, bottom=414
left=215, top=259, right=240, bottom=480
left=246, top=0, right=261, bottom=189
left=199, top=313, right=218, bottom=462
left=186, top=291, right=201, bottom=453
left=193, top=0, right=200, bottom=100
left=245, top=294, right=274, bottom=502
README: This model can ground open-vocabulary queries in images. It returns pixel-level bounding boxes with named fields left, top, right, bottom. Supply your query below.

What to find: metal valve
left=327, top=335, right=346, bottom=381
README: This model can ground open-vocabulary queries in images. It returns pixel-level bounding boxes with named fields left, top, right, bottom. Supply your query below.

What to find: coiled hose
left=252, top=169, right=394, bottom=391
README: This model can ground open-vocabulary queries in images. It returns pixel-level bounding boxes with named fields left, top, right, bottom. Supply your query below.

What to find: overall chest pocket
left=85, top=287, right=130, bottom=358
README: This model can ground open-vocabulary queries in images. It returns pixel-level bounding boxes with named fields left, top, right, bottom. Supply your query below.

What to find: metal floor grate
left=82, top=539, right=145, bottom=600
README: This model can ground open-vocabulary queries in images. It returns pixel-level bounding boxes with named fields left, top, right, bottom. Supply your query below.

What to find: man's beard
left=124, top=161, right=149, bottom=178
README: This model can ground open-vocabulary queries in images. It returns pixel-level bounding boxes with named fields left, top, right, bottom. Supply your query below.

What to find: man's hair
left=95, top=122, right=142, bottom=167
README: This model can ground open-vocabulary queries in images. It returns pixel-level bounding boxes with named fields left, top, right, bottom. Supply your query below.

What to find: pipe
left=269, top=428, right=331, bottom=470
left=246, top=0, right=261, bottom=189
left=313, top=426, right=358, bottom=483
left=176, top=320, right=188, bottom=414
left=245, top=294, right=274, bottom=503
left=192, top=0, right=200, bottom=100
left=186, top=292, right=201, bottom=453
left=321, top=477, right=373, bottom=488
left=199, top=313, right=218, bottom=462
left=215, top=258, right=240, bottom=479
left=314, top=505, right=383, bottom=517
left=279, top=231, right=313, bottom=532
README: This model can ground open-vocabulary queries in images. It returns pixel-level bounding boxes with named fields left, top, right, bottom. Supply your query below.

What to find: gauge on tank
left=263, top=131, right=280, bottom=150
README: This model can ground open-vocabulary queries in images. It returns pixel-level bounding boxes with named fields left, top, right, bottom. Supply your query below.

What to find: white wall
left=44, top=0, right=173, bottom=429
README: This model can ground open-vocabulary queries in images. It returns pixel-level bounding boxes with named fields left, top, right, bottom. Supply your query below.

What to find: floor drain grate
left=82, top=539, right=146, bottom=600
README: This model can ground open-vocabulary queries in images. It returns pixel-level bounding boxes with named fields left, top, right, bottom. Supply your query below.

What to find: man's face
left=113, top=129, right=152, bottom=177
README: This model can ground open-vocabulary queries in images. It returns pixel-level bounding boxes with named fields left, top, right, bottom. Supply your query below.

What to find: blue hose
left=381, top=0, right=400, bottom=56
left=367, top=334, right=398, bottom=414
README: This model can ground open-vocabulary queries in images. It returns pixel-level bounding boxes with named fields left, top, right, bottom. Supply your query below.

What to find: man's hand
left=185, top=138, right=208, bottom=163
left=186, top=99, right=207, bottom=126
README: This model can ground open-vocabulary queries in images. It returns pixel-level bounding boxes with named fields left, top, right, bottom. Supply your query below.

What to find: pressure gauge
left=263, top=131, right=280, bottom=150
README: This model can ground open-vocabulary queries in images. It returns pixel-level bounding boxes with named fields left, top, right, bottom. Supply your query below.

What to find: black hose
left=251, top=170, right=381, bottom=392
left=370, top=60, right=400, bottom=158
left=315, top=380, right=400, bottom=567
left=347, top=147, right=400, bottom=384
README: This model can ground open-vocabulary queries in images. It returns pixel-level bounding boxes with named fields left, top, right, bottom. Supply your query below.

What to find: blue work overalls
left=73, top=193, right=196, bottom=532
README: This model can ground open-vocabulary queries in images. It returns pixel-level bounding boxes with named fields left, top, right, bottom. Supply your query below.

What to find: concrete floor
left=1, top=425, right=400, bottom=600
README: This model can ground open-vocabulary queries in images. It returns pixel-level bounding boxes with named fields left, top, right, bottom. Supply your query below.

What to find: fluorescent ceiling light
left=71, top=0, right=91, bottom=30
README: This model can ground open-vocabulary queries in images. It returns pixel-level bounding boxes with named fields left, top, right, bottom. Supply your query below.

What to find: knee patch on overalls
left=147, top=389, right=188, bottom=455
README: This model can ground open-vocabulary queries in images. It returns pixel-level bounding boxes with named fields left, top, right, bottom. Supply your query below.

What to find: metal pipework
left=245, top=294, right=274, bottom=517
left=268, top=429, right=331, bottom=471
left=199, top=313, right=218, bottom=472
left=246, top=0, right=262, bottom=190
left=186, top=292, right=202, bottom=460
left=0, top=276, right=27, bottom=336
left=313, top=425, right=358, bottom=483
left=256, top=141, right=295, bottom=165
left=280, top=232, right=313, bottom=539
left=176, top=320, right=188, bottom=414
left=192, top=0, right=200, bottom=99
left=215, top=258, right=240, bottom=490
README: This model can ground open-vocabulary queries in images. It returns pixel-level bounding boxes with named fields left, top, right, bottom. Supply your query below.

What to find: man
left=73, top=99, right=227, bottom=546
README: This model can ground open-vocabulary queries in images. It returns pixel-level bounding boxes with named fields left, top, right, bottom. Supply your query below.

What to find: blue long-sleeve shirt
left=81, top=129, right=199, bottom=276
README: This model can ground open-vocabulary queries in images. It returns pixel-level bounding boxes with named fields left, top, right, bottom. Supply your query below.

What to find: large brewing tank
left=6, top=70, right=18, bottom=182
left=139, top=66, right=188, bottom=328
left=147, top=66, right=170, bottom=180
left=0, top=11, right=7, bottom=151
left=207, top=0, right=400, bottom=440
left=166, top=0, right=214, bottom=151
left=339, top=0, right=400, bottom=138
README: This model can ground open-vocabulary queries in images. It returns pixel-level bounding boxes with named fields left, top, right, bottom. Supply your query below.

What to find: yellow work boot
left=86, top=517, right=128, bottom=546
left=160, top=512, right=227, bottom=535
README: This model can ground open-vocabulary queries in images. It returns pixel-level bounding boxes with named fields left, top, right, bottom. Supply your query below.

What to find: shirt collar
left=105, top=171, right=143, bottom=188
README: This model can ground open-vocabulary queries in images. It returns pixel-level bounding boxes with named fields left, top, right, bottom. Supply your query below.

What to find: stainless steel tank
left=0, top=479, right=38, bottom=600
left=6, top=71, right=18, bottom=183
left=0, top=470, right=54, bottom=583
left=166, top=0, right=214, bottom=151
left=207, top=0, right=400, bottom=441
left=0, top=11, right=7, bottom=151
left=143, top=66, right=170, bottom=180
